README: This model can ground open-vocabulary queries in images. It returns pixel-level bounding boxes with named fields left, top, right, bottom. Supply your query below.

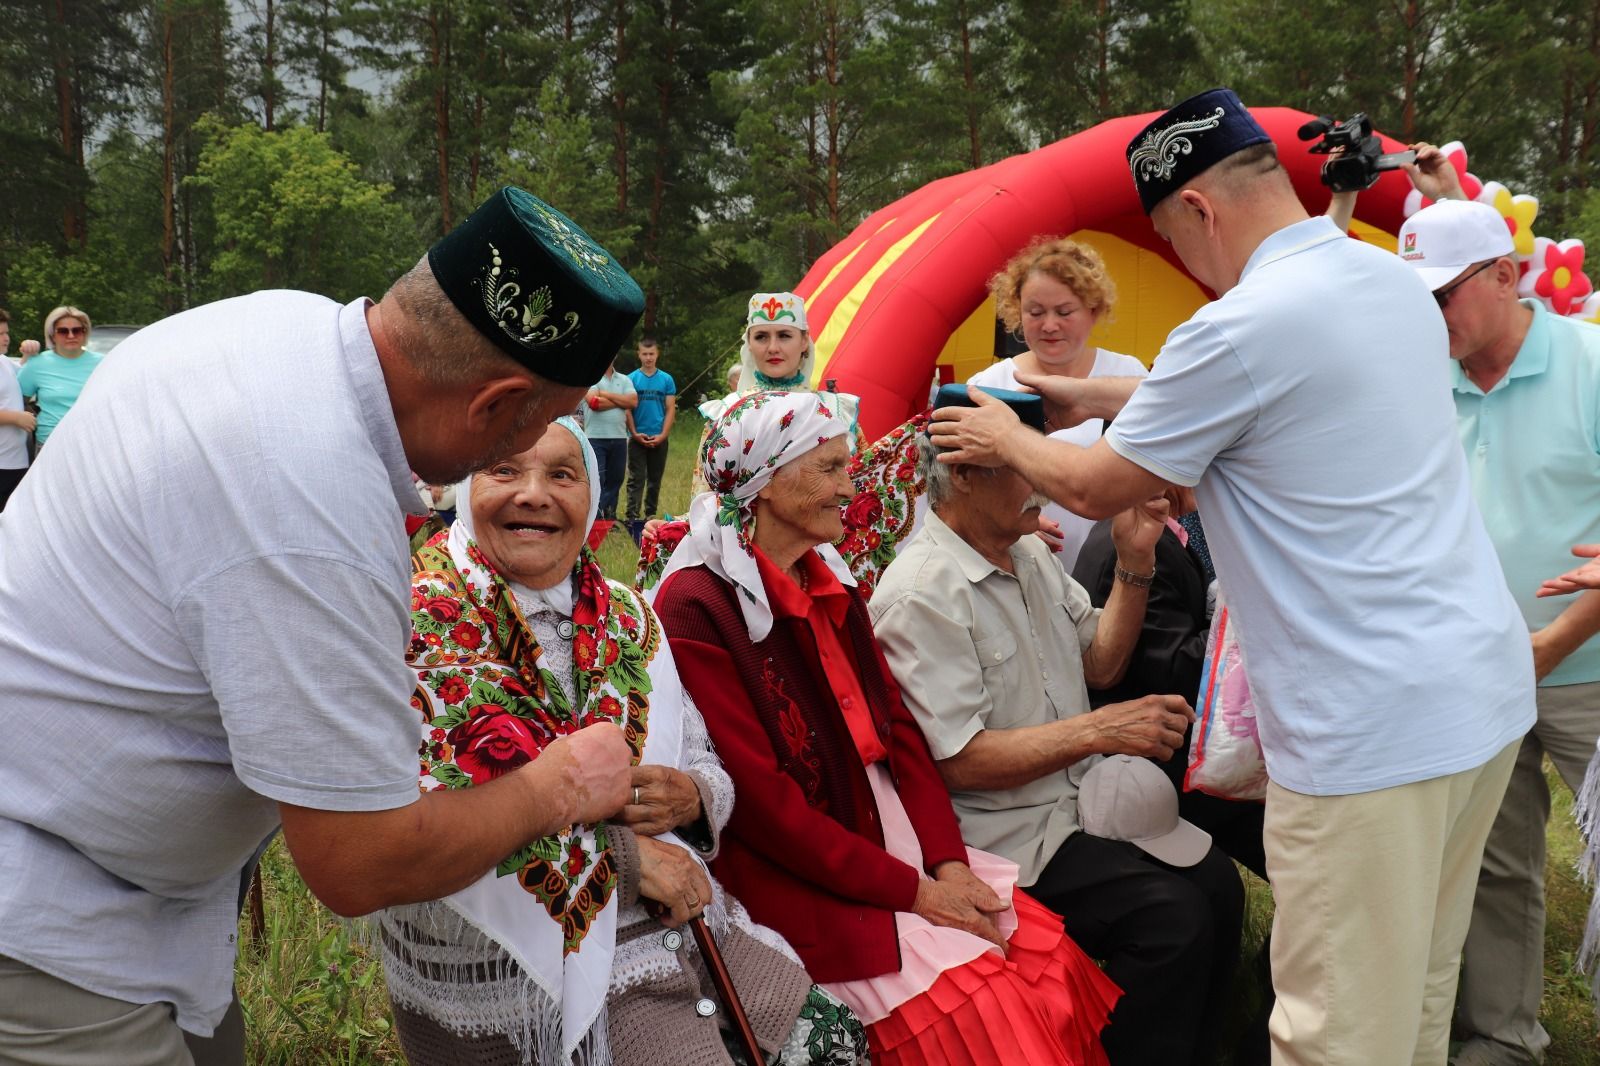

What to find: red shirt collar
left=755, top=546, right=850, bottom=626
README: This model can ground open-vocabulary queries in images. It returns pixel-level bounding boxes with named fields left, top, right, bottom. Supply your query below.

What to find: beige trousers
left=1264, top=739, right=1520, bottom=1066
left=1456, top=681, right=1600, bottom=1063
left=0, top=954, right=194, bottom=1066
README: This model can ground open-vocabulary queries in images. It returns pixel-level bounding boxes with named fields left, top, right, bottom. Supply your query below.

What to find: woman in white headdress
left=380, top=417, right=867, bottom=1066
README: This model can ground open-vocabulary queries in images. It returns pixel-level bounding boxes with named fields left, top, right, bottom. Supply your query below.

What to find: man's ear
left=1177, top=188, right=1216, bottom=237
left=462, top=375, right=535, bottom=433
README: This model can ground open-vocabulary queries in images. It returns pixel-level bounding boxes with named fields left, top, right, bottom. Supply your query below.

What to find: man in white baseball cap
left=1398, top=196, right=1600, bottom=1065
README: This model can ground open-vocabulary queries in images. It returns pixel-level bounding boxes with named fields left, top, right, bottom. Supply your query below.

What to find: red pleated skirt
left=862, top=889, right=1119, bottom=1065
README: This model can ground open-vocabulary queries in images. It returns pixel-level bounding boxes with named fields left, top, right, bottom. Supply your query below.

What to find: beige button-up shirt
left=871, top=510, right=1101, bottom=887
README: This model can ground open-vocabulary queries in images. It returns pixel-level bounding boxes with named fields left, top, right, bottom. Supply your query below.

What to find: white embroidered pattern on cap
left=1129, top=106, right=1226, bottom=183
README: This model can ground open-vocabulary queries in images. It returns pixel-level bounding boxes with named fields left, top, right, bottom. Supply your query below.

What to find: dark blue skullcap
left=1126, top=88, right=1272, bottom=215
left=934, top=383, right=1046, bottom=433
left=427, top=187, right=645, bottom=387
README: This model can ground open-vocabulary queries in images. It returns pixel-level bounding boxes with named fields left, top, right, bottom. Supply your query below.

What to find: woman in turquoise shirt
left=19, top=305, right=105, bottom=447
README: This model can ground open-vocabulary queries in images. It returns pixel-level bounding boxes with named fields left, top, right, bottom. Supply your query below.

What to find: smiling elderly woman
left=378, top=417, right=867, bottom=1066
left=652, top=392, right=1121, bottom=1064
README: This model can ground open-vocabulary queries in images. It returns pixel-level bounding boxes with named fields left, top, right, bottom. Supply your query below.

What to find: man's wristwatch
left=1115, top=564, right=1155, bottom=589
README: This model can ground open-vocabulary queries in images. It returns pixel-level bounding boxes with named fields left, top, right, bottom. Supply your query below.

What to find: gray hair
left=383, top=256, right=528, bottom=388
left=918, top=431, right=955, bottom=510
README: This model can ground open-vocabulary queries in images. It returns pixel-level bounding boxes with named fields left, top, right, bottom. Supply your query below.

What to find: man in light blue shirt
left=584, top=358, right=636, bottom=520
left=1398, top=197, right=1600, bottom=1065
left=930, top=89, right=1533, bottom=1064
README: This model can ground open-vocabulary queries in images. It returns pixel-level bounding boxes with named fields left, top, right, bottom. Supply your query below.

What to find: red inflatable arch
left=798, top=107, right=1417, bottom=442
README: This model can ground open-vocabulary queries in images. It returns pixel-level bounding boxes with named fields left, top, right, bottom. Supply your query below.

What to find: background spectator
left=18, top=305, right=104, bottom=448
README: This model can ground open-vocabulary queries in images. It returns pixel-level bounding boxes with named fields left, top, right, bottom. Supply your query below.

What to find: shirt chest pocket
left=973, top=629, right=1019, bottom=727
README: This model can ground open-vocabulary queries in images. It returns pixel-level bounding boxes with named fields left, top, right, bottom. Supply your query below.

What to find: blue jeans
left=590, top=437, right=627, bottom=519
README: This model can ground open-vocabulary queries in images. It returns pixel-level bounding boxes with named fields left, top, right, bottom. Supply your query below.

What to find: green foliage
left=186, top=118, right=414, bottom=300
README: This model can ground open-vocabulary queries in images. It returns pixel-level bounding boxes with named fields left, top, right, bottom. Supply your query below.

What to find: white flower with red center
left=1518, top=237, right=1593, bottom=317
left=1402, top=141, right=1484, bottom=217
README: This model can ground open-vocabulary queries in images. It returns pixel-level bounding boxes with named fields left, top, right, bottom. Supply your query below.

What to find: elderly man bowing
left=0, top=189, right=643, bottom=1064
left=930, top=90, right=1535, bottom=1065
left=872, top=387, right=1243, bottom=1065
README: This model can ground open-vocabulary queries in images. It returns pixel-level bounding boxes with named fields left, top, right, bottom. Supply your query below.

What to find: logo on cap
left=1404, top=232, right=1417, bottom=253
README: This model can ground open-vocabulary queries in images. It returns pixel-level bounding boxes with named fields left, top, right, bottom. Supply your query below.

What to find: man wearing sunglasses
left=1398, top=197, right=1600, bottom=1066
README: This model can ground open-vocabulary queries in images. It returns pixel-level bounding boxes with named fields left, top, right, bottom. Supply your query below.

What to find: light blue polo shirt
left=1106, top=215, right=1534, bottom=796
left=1454, top=301, right=1600, bottom=687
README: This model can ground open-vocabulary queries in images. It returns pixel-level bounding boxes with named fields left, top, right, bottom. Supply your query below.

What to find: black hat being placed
left=934, top=383, right=1047, bottom=433
left=428, top=187, right=646, bottom=387
left=1125, top=88, right=1272, bottom=215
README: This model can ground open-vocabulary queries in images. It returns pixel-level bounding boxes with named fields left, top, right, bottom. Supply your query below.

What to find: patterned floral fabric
left=655, top=391, right=856, bottom=641
left=640, top=408, right=932, bottom=603
left=404, top=509, right=686, bottom=1057
left=838, top=412, right=930, bottom=600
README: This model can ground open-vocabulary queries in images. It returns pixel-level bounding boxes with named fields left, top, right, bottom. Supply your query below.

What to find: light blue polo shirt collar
left=1449, top=299, right=1548, bottom=396
left=1239, top=216, right=1344, bottom=283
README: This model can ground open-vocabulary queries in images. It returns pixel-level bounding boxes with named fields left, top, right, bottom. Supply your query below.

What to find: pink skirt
left=823, top=766, right=1119, bottom=1065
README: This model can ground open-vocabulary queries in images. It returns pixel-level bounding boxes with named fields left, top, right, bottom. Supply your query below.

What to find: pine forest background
left=5, top=0, right=1600, bottom=386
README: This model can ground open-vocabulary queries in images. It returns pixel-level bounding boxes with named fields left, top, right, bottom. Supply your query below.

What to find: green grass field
left=237, top=412, right=1600, bottom=1064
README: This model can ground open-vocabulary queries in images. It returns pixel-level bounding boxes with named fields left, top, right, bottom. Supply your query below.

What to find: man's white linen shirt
left=0, top=292, right=426, bottom=1034
left=1104, top=216, right=1534, bottom=796
left=871, top=510, right=1101, bottom=887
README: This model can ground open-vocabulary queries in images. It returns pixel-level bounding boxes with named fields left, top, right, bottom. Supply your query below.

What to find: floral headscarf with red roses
left=657, top=390, right=855, bottom=641
left=401, top=418, right=686, bottom=1059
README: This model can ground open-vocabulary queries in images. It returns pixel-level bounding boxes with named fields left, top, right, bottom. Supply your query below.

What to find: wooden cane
left=689, top=915, right=765, bottom=1064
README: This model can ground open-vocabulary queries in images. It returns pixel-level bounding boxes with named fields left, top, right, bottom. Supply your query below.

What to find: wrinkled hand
left=928, top=385, right=1019, bottom=468
left=913, top=867, right=1008, bottom=954
left=638, top=836, right=712, bottom=928
left=1034, top=516, right=1066, bottom=553
left=1537, top=544, right=1600, bottom=597
left=1111, top=493, right=1170, bottom=565
left=1013, top=370, right=1096, bottom=431
left=617, top=764, right=702, bottom=836
left=1403, top=142, right=1465, bottom=201
left=19, top=339, right=39, bottom=358
left=1089, top=695, right=1194, bottom=761
left=541, top=722, right=633, bottom=826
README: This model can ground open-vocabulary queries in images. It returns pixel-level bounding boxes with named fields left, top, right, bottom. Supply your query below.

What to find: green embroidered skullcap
left=427, top=187, right=645, bottom=387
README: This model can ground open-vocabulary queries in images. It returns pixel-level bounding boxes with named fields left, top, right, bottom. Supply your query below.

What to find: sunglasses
left=1434, top=261, right=1496, bottom=309
left=54, top=325, right=86, bottom=337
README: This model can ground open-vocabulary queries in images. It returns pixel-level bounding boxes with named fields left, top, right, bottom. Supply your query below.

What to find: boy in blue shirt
left=624, top=337, right=676, bottom=540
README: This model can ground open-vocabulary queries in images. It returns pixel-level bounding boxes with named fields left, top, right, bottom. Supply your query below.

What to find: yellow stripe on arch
left=807, top=215, right=899, bottom=310
left=811, top=213, right=942, bottom=384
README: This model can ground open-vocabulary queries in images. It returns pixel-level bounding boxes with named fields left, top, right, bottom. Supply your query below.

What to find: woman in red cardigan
left=653, top=391, right=1119, bottom=1065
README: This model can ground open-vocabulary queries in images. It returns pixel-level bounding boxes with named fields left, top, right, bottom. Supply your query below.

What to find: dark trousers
left=0, top=468, right=24, bottom=512
left=591, top=437, right=627, bottom=519
left=625, top=438, right=669, bottom=520
left=1030, top=831, right=1244, bottom=1066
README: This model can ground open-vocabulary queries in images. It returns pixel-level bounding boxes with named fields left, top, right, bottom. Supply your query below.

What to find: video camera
left=1297, top=113, right=1417, bottom=193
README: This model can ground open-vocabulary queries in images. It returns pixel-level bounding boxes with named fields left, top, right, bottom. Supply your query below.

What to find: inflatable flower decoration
left=1402, top=141, right=1484, bottom=217
left=1476, top=181, right=1539, bottom=259
left=1519, top=237, right=1593, bottom=317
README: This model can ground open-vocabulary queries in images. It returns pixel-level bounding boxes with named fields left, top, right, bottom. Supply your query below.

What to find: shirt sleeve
left=871, top=584, right=990, bottom=762
left=16, top=362, right=36, bottom=398
left=1061, top=574, right=1101, bottom=653
left=1103, top=318, right=1260, bottom=488
left=175, top=552, right=421, bottom=812
left=664, top=373, right=677, bottom=397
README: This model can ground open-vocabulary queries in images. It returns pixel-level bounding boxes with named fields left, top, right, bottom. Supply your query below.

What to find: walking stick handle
left=689, top=915, right=765, bottom=1064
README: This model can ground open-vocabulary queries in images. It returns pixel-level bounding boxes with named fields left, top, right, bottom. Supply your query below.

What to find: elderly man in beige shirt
left=870, top=422, right=1245, bottom=1066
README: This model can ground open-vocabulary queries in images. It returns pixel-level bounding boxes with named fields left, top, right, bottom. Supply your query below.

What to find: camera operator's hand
left=1404, top=143, right=1466, bottom=202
